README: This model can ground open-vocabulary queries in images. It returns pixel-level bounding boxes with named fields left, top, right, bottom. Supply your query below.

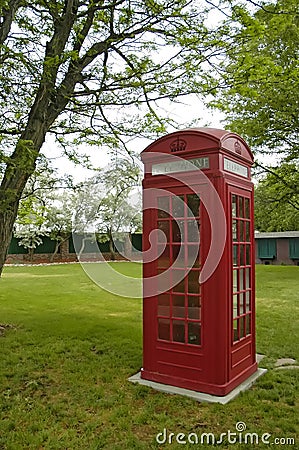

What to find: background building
left=255, top=231, right=299, bottom=266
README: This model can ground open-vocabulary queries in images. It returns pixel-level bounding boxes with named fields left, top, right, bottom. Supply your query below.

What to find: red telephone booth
left=140, top=128, right=257, bottom=396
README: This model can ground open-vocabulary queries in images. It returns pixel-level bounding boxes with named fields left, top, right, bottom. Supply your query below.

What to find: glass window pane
left=233, top=270, right=238, bottom=292
left=172, top=220, right=180, bottom=242
left=245, top=198, right=250, bottom=218
left=173, top=271, right=185, bottom=293
left=173, top=320, right=185, bottom=343
left=172, top=244, right=179, bottom=261
left=188, top=322, right=201, bottom=345
left=158, top=318, right=170, bottom=341
left=239, top=293, right=245, bottom=314
left=245, top=221, right=250, bottom=242
left=157, top=270, right=170, bottom=293
left=157, top=245, right=170, bottom=269
left=245, top=268, right=251, bottom=288
left=232, top=220, right=237, bottom=242
left=187, top=220, right=199, bottom=242
left=245, top=291, right=251, bottom=312
left=233, top=294, right=238, bottom=318
left=172, top=220, right=181, bottom=242
left=239, top=268, right=244, bottom=291
left=158, top=294, right=170, bottom=316
left=240, top=317, right=245, bottom=338
left=246, top=245, right=251, bottom=265
left=240, top=244, right=245, bottom=266
left=157, top=197, right=169, bottom=218
left=239, top=221, right=245, bottom=242
left=188, top=270, right=199, bottom=294
left=246, top=314, right=251, bottom=335
left=172, top=195, right=184, bottom=218
left=172, top=220, right=184, bottom=242
left=233, top=245, right=238, bottom=266
left=173, top=295, right=185, bottom=318
left=187, top=245, right=199, bottom=268
left=238, top=196, right=244, bottom=217
left=232, top=195, right=237, bottom=217
left=233, top=319, right=239, bottom=342
left=172, top=244, right=184, bottom=268
left=187, top=194, right=200, bottom=217
left=188, top=296, right=200, bottom=319
left=157, top=220, right=170, bottom=242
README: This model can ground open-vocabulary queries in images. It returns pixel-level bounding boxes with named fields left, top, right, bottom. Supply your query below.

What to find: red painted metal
left=141, top=128, right=257, bottom=396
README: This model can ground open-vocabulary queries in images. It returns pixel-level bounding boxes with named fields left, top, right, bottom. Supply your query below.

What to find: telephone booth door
left=228, top=187, right=256, bottom=381
left=142, top=184, right=209, bottom=388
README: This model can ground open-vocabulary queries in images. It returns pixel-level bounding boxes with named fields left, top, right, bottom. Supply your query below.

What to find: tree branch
left=0, top=0, right=21, bottom=46
left=255, top=161, right=299, bottom=195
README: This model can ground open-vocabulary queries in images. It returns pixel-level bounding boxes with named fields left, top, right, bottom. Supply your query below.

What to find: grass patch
left=0, top=264, right=298, bottom=449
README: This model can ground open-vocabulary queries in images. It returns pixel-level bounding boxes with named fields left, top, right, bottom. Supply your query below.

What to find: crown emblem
left=170, top=137, right=187, bottom=152
left=234, top=141, right=242, bottom=154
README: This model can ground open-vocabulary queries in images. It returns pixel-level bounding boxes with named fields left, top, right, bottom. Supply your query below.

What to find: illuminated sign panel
left=224, top=158, right=248, bottom=178
left=152, top=157, right=209, bottom=175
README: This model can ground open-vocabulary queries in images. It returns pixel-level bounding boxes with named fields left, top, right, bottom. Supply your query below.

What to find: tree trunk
left=0, top=0, right=21, bottom=46
left=124, top=232, right=132, bottom=260
left=109, top=233, right=116, bottom=261
left=0, top=98, right=52, bottom=275
left=50, top=241, right=61, bottom=263
left=50, top=234, right=69, bottom=262
left=0, top=1, right=100, bottom=276
left=28, top=247, right=34, bottom=263
left=0, top=18, right=78, bottom=276
left=0, top=141, right=39, bottom=275
left=0, top=206, right=18, bottom=275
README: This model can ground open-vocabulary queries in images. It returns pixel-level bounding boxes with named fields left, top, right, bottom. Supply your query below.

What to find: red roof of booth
left=141, top=127, right=253, bottom=163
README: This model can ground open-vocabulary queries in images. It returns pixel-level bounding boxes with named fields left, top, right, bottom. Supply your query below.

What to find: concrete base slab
left=128, top=368, right=267, bottom=405
left=256, top=353, right=266, bottom=364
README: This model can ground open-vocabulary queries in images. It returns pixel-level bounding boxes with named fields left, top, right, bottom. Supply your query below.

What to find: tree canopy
left=209, top=0, right=299, bottom=231
left=210, top=0, right=299, bottom=163
left=254, top=163, right=299, bottom=232
left=0, top=0, right=215, bottom=157
left=2, top=0, right=298, bottom=274
left=73, top=156, right=141, bottom=259
left=0, top=0, right=219, bottom=274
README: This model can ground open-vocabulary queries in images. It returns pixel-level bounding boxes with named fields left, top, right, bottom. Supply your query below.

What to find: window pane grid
left=231, top=194, right=252, bottom=343
left=233, top=219, right=251, bottom=243
left=157, top=193, right=201, bottom=346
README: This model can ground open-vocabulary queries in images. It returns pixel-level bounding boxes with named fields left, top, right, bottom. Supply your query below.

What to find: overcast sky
left=44, top=93, right=225, bottom=183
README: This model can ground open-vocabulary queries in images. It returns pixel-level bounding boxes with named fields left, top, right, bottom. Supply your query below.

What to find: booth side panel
left=142, top=188, right=158, bottom=374
left=202, top=175, right=230, bottom=386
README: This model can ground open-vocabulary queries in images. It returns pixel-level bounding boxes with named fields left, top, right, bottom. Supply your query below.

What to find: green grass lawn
left=0, top=264, right=298, bottom=449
